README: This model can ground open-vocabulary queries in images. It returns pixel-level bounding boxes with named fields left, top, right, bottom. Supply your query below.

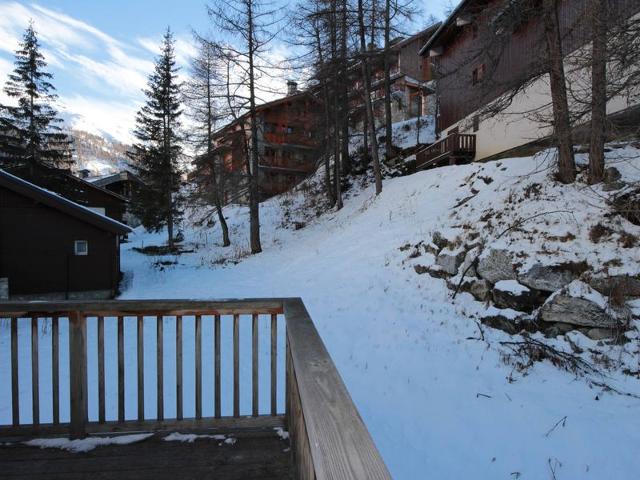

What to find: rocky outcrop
left=477, top=249, right=516, bottom=284
left=518, top=262, right=588, bottom=292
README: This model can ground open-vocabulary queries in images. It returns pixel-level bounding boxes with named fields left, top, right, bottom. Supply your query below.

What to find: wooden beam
left=69, top=312, right=87, bottom=439
left=284, top=298, right=391, bottom=479
left=97, top=316, right=105, bottom=424
left=52, top=317, right=59, bottom=425
left=195, top=315, right=202, bottom=420
left=176, top=316, right=183, bottom=421
left=157, top=316, right=164, bottom=421
left=233, top=314, right=239, bottom=418
left=11, top=317, right=19, bottom=426
left=137, top=316, right=144, bottom=421
left=214, top=315, right=221, bottom=419
left=252, top=314, right=259, bottom=417
left=117, top=316, right=124, bottom=422
left=270, top=314, right=277, bottom=416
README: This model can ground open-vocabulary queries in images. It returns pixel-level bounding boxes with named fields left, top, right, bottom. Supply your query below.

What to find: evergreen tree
left=128, top=29, right=184, bottom=248
left=0, top=21, right=72, bottom=171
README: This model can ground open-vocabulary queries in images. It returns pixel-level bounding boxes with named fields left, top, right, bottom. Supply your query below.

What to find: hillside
left=70, top=129, right=131, bottom=177
left=118, top=142, right=640, bottom=479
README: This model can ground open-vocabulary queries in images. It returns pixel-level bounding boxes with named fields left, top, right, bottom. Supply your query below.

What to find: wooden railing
left=415, top=133, right=476, bottom=170
left=0, top=298, right=391, bottom=480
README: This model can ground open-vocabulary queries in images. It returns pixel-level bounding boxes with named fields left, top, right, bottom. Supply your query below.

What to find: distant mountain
left=70, top=129, right=132, bottom=177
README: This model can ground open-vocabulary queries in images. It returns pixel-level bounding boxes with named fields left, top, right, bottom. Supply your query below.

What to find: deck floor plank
left=0, top=428, right=291, bottom=480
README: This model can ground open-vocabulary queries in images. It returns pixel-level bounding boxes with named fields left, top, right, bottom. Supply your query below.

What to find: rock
left=589, top=275, right=640, bottom=298
left=414, top=265, right=449, bottom=279
left=459, top=247, right=480, bottom=279
left=604, top=167, right=621, bottom=183
left=543, top=322, right=576, bottom=337
left=481, top=314, right=534, bottom=335
left=603, top=181, right=626, bottom=192
left=519, top=261, right=588, bottom=292
left=435, top=249, right=466, bottom=275
left=469, top=279, right=492, bottom=302
left=539, top=291, right=618, bottom=328
left=492, top=280, right=547, bottom=313
left=432, top=231, right=449, bottom=251
left=586, top=328, right=616, bottom=341
left=477, top=249, right=516, bottom=284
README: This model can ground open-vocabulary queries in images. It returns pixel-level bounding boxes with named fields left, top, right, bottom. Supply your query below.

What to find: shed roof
left=0, top=168, right=132, bottom=235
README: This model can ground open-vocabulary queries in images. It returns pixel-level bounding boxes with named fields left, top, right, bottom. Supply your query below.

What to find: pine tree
left=128, top=29, right=184, bottom=249
left=0, top=21, right=72, bottom=171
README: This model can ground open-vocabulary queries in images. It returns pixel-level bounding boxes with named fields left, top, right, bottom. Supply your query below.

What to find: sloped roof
left=0, top=169, right=132, bottom=235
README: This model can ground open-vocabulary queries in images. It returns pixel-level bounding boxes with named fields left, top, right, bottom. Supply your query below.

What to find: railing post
left=69, top=311, right=87, bottom=439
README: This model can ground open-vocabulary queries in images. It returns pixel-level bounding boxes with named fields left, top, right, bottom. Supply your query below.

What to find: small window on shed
left=473, top=115, right=480, bottom=132
left=74, top=240, right=88, bottom=256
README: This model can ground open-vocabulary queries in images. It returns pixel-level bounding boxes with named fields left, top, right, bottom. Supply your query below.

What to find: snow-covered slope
left=117, top=143, right=640, bottom=479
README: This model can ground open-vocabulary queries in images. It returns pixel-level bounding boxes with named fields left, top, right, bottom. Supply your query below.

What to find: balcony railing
left=415, top=133, right=476, bottom=170
left=0, top=298, right=390, bottom=480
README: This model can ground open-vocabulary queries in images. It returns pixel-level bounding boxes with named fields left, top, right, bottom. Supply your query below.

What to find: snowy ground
left=2, top=143, right=640, bottom=478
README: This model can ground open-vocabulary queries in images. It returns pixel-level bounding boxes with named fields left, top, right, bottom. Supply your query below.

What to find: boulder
left=492, top=280, right=547, bottom=313
left=414, top=264, right=449, bottom=279
left=431, top=231, right=449, bottom=251
left=477, top=249, right=516, bottom=284
left=543, top=322, right=576, bottom=338
left=539, top=287, right=619, bottom=328
left=589, top=275, right=640, bottom=298
left=469, top=279, right=492, bottom=302
left=481, top=314, right=534, bottom=335
left=586, top=328, right=616, bottom=341
left=604, top=167, right=622, bottom=183
left=435, top=249, right=466, bottom=275
left=519, top=262, right=588, bottom=292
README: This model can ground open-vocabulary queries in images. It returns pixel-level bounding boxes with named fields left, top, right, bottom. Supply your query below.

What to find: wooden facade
left=0, top=169, right=130, bottom=299
left=212, top=90, right=322, bottom=203
left=349, top=24, right=441, bottom=129
left=422, top=0, right=640, bottom=136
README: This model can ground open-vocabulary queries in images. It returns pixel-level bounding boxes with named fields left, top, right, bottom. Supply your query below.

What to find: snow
left=274, top=427, right=289, bottom=440
left=162, top=432, right=229, bottom=443
left=563, top=280, right=610, bottom=310
left=494, top=279, right=530, bottom=295
left=2, top=142, right=640, bottom=478
left=23, top=433, right=153, bottom=453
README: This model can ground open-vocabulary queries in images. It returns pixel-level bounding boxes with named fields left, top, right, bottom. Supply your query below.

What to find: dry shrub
left=589, top=223, right=614, bottom=243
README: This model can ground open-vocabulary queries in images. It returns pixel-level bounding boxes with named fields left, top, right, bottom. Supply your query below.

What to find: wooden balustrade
left=0, top=298, right=390, bottom=480
left=415, top=132, right=476, bottom=170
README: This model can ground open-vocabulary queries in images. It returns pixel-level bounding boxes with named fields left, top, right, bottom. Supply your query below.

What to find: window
left=74, top=240, right=88, bottom=256
left=473, top=115, right=480, bottom=132
left=286, top=126, right=294, bottom=134
left=472, top=64, right=485, bottom=85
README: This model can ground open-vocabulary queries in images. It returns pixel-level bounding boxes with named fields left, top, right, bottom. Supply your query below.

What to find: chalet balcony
left=0, top=299, right=390, bottom=480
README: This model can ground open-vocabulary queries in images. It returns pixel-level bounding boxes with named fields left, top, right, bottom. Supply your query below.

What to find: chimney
left=287, top=80, right=298, bottom=96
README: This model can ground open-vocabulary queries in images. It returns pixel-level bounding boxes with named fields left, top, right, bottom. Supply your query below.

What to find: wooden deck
left=0, top=298, right=391, bottom=480
left=0, top=427, right=291, bottom=480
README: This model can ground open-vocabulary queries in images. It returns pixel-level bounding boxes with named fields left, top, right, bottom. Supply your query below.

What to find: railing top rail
left=0, top=298, right=285, bottom=316
left=284, top=298, right=392, bottom=480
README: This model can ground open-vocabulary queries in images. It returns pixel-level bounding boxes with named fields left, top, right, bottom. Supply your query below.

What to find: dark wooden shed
left=0, top=169, right=131, bottom=300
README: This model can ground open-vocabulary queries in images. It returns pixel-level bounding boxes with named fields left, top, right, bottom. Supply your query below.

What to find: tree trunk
left=542, top=0, right=576, bottom=184
left=247, top=2, right=262, bottom=254
left=330, top=0, right=343, bottom=209
left=589, top=0, right=606, bottom=184
left=358, top=0, right=382, bottom=195
left=383, top=0, right=393, bottom=161
left=315, top=25, right=335, bottom=205
left=339, top=0, right=351, bottom=176
left=205, top=60, right=231, bottom=247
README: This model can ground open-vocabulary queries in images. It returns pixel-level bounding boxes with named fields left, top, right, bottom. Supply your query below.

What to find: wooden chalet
left=212, top=84, right=322, bottom=203
left=6, top=163, right=128, bottom=223
left=415, top=0, right=640, bottom=169
left=0, top=169, right=131, bottom=300
left=349, top=23, right=441, bottom=132
left=88, top=170, right=143, bottom=200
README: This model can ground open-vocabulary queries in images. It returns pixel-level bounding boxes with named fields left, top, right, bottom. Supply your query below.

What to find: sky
left=0, top=0, right=452, bottom=144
